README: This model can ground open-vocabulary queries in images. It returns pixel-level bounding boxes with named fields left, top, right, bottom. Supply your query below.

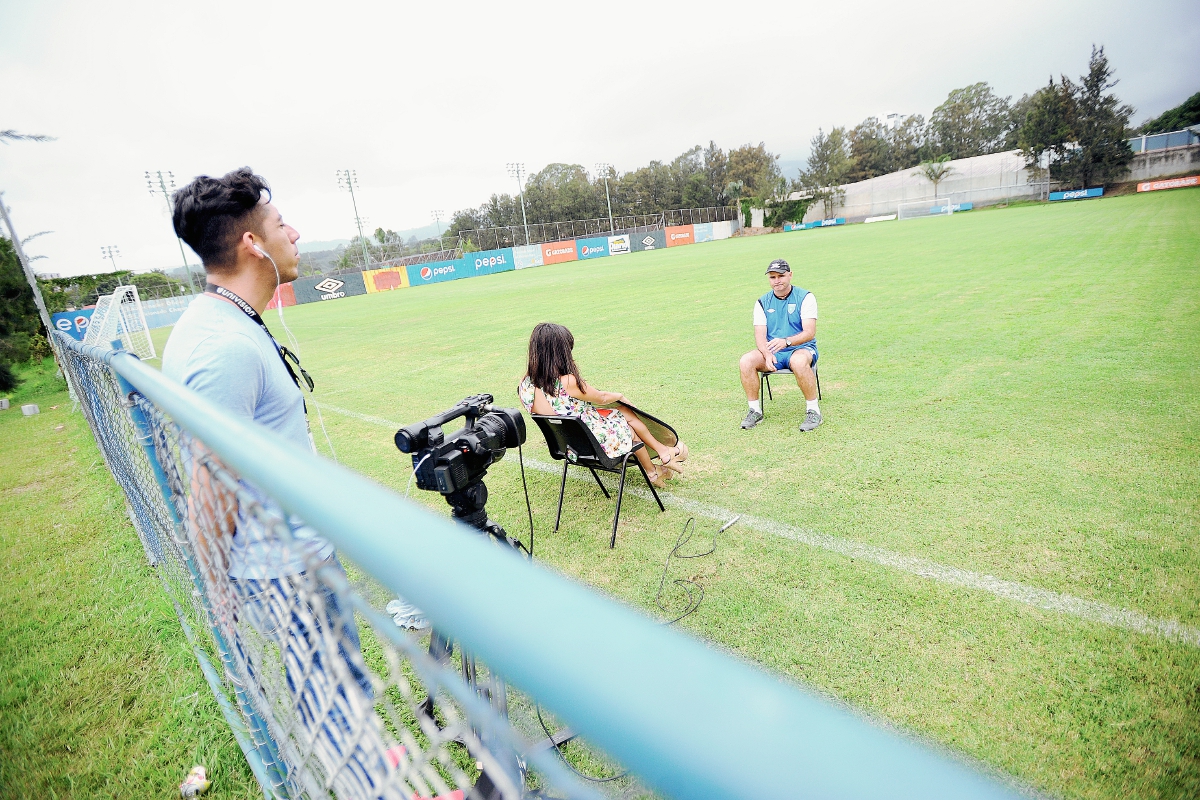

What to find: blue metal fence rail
left=55, top=330, right=1024, bottom=799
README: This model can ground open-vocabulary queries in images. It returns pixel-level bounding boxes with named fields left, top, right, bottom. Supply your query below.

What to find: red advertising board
left=665, top=225, right=695, bottom=247
left=266, top=282, right=296, bottom=309
left=541, top=240, right=577, bottom=265
left=1136, top=175, right=1198, bottom=192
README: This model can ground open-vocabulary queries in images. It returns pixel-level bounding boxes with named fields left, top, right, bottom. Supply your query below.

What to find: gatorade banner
left=1137, top=175, right=1198, bottom=192
left=693, top=222, right=714, bottom=243
left=665, top=225, right=694, bottom=247
left=607, top=234, right=631, bottom=255
left=466, top=248, right=515, bottom=276
left=292, top=272, right=367, bottom=304
left=266, top=282, right=297, bottom=308
left=51, top=308, right=95, bottom=341
left=363, top=266, right=410, bottom=293
left=630, top=230, right=666, bottom=252
left=513, top=245, right=543, bottom=269
left=541, top=240, right=577, bottom=265
left=576, top=237, right=609, bottom=259
left=407, top=259, right=465, bottom=286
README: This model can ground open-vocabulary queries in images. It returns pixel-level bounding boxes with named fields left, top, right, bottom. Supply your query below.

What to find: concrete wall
left=1126, top=144, right=1200, bottom=182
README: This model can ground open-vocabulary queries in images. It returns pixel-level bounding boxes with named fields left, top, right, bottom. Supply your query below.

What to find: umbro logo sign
left=315, top=278, right=344, bottom=293
left=642, top=236, right=655, bottom=246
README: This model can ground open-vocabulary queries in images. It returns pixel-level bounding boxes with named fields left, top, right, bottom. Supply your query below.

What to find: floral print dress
left=518, top=376, right=634, bottom=458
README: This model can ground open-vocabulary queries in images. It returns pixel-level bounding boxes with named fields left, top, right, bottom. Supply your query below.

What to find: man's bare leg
left=789, top=349, right=822, bottom=431
left=739, top=350, right=770, bottom=428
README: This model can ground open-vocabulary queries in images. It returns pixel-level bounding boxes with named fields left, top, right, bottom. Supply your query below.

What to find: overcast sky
left=2, top=0, right=1197, bottom=276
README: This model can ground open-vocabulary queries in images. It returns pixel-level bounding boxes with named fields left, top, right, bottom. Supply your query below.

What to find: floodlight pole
left=0, top=191, right=54, bottom=334
left=337, top=169, right=371, bottom=269
left=506, top=163, right=530, bottom=246
left=101, top=245, right=121, bottom=272
left=596, top=163, right=615, bottom=233
left=431, top=209, right=445, bottom=253
left=146, top=170, right=198, bottom=293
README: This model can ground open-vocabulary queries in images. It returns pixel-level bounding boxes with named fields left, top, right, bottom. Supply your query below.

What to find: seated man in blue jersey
left=738, top=258, right=821, bottom=431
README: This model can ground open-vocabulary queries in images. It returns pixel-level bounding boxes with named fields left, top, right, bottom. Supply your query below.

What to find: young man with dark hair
left=737, top=258, right=821, bottom=432
left=163, top=168, right=375, bottom=707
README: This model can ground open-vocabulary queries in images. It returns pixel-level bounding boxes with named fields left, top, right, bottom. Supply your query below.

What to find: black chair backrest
left=531, top=414, right=614, bottom=469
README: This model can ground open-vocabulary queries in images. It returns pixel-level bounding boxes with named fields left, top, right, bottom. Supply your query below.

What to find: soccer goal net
left=82, top=284, right=156, bottom=358
left=897, top=193, right=974, bottom=221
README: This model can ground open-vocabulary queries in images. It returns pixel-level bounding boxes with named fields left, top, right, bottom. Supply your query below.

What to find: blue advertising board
left=51, top=308, right=95, bottom=341
left=575, top=237, right=609, bottom=260
left=406, top=258, right=466, bottom=286
left=801, top=218, right=845, bottom=230
left=693, top=222, right=714, bottom=242
left=466, top=248, right=515, bottom=276
left=1049, top=187, right=1103, bottom=201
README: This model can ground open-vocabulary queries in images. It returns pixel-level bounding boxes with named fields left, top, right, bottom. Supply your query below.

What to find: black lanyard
left=204, top=283, right=315, bottom=394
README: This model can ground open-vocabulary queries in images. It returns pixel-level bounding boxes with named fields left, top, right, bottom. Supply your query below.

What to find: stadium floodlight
left=100, top=244, right=121, bottom=271
left=595, top=163, right=615, bottom=233
left=505, top=163, right=531, bottom=246
left=336, top=169, right=372, bottom=269
left=145, top=170, right=199, bottom=293
left=431, top=209, right=445, bottom=252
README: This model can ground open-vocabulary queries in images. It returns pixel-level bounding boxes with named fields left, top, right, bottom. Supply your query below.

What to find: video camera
left=395, top=394, right=525, bottom=495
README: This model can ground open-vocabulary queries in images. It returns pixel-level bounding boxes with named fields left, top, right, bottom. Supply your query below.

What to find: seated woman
left=518, top=322, right=687, bottom=488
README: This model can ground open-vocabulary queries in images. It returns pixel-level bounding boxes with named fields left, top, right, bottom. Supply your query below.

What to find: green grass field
left=5, top=188, right=1196, bottom=798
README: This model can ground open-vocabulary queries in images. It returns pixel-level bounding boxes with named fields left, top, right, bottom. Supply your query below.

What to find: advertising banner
left=292, top=272, right=367, bottom=304
left=363, top=267, right=410, bottom=293
left=630, top=229, right=666, bottom=252
left=513, top=245, right=543, bottom=270
left=692, top=222, right=714, bottom=243
left=783, top=222, right=801, bottom=232
left=711, top=220, right=733, bottom=240
left=266, top=283, right=297, bottom=309
left=607, top=234, right=632, bottom=255
left=1048, top=188, right=1103, bottom=201
left=665, top=225, right=695, bottom=247
left=928, top=203, right=973, bottom=214
left=576, top=237, right=609, bottom=260
left=1137, top=175, right=1198, bottom=192
left=802, top=218, right=846, bottom=230
left=406, top=259, right=465, bottom=286
left=467, top=248, right=515, bottom=276
left=51, top=308, right=95, bottom=341
left=541, top=240, right=578, bottom=265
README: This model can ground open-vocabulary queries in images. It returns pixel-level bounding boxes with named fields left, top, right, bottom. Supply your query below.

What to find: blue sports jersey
left=758, top=287, right=815, bottom=349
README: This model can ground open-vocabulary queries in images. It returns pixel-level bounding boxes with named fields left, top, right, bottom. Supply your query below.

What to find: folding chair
left=760, top=363, right=821, bottom=418
left=530, top=414, right=665, bottom=548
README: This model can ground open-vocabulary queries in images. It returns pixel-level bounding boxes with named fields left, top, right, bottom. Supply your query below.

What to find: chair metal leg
left=636, top=460, right=666, bottom=511
left=816, top=365, right=822, bottom=401
left=587, top=467, right=610, bottom=498
left=554, top=460, right=568, bottom=533
left=610, top=454, right=633, bottom=548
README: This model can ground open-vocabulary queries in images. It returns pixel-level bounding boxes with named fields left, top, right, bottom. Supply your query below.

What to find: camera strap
left=204, top=283, right=315, bottom=396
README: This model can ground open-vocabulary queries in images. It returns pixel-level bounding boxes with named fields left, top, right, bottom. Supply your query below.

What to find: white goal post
left=82, top=284, right=156, bottom=359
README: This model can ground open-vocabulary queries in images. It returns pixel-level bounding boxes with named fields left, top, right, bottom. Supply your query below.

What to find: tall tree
left=799, top=127, right=853, bottom=219
left=1060, top=45, right=1133, bottom=188
left=846, top=118, right=892, bottom=182
left=726, top=142, right=780, bottom=199
left=929, top=82, right=1013, bottom=158
left=1016, top=77, right=1076, bottom=185
left=0, top=236, right=44, bottom=390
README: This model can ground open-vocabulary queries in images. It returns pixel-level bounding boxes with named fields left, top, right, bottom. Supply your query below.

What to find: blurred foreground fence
left=52, top=329, right=1022, bottom=800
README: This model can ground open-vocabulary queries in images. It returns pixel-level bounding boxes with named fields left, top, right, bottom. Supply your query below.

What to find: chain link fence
left=49, top=329, right=1023, bottom=800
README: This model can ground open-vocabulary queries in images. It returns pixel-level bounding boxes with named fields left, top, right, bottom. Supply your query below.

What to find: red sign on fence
left=1136, top=175, right=1199, bottom=192
left=665, top=225, right=695, bottom=247
left=541, top=240, right=578, bottom=265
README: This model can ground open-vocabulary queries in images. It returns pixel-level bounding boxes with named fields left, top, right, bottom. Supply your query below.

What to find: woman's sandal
left=659, top=441, right=689, bottom=473
left=647, top=467, right=669, bottom=489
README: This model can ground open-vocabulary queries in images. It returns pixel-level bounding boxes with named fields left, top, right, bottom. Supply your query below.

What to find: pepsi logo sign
left=55, top=318, right=72, bottom=331
left=420, top=267, right=432, bottom=280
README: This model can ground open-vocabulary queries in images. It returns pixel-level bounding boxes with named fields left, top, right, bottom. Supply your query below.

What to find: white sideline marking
left=315, top=401, right=1200, bottom=649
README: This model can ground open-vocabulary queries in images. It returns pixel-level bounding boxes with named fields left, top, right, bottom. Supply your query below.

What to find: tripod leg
left=418, top=629, right=454, bottom=723
left=588, top=467, right=610, bottom=498
left=555, top=460, right=568, bottom=532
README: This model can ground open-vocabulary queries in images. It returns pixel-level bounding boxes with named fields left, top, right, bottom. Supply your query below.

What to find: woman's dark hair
left=526, top=322, right=586, bottom=395
left=171, top=167, right=271, bottom=270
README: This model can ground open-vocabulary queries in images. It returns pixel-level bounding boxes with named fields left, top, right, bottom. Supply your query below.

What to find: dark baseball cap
left=765, top=258, right=791, bottom=274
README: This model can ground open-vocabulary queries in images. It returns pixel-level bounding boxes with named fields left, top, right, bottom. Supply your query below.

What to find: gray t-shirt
left=162, top=294, right=334, bottom=578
